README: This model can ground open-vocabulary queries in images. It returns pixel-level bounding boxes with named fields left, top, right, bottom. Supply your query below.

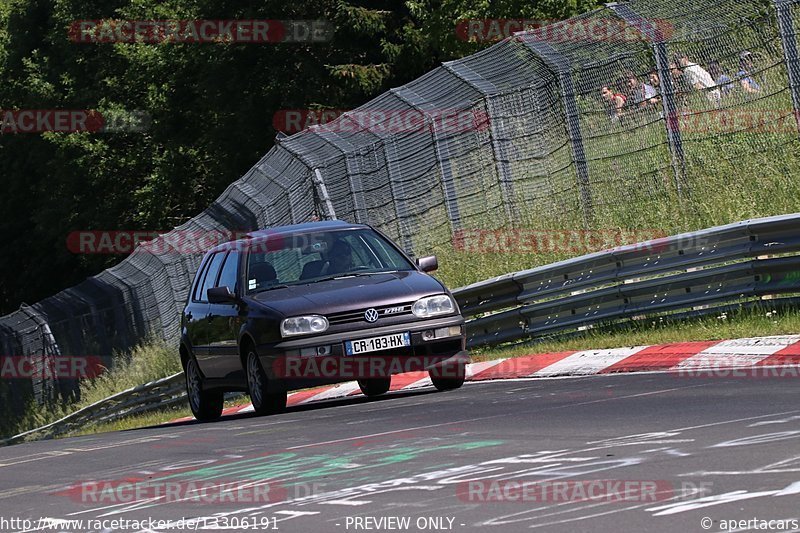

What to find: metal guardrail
left=5, top=213, right=800, bottom=444
left=455, top=214, right=800, bottom=346
left=1, top=373, right=185, bottom=446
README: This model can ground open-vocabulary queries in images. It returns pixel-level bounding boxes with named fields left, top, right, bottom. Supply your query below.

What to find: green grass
left=65, top=395, right=252, bottom=438
left=2, top=338, right=182, bottom=442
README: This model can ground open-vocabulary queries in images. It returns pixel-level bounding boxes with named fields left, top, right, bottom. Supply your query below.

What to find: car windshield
left=245, top=228, right=415, bottom=293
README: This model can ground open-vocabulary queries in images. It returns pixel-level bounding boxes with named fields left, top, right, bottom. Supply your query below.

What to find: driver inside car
left=325, top=239, right=354, bottom=275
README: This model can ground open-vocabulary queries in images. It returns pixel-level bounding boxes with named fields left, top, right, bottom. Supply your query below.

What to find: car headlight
left=280, top=315, right=329, bottom=337
left=412, top=294, right=455, bottom=318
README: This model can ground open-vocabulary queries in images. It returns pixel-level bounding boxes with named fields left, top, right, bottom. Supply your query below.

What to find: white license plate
left=345, top=332, right=410, bottom=355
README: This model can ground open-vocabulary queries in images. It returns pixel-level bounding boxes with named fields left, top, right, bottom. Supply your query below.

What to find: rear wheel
left=357, top=377, right=392, bottom=397
left=429, top=361, right=466, bottom=392
left=246, top=349, right=287, bottom=415
left=185, top=358, right=223, bottom=421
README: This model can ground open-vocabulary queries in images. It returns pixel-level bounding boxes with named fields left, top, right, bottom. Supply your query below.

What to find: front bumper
left=257, top=315, right=467, bottom=390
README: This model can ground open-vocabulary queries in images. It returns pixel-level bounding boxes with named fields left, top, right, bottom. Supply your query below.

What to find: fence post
left=312, top=168, right=337, bottom=220
left=391, top=86, right=463, bottom=236
left=774, top=0, right=800, bottom=135
left=517, top=37, right=594, bottom=227
left=383, top=137, right=416, bottom=255
left=275, top=141, right=336, bottom=222
left=606, top=2, right=687, bottom=194
left=443, top=61, right=523, bottom=227
left=18, top=305, right=59, bottom=403
left=312, top=130, right=370, bottom=223
left=483, top=96, right=521, bottom=226
left=426, top=116, right=463, bottom=233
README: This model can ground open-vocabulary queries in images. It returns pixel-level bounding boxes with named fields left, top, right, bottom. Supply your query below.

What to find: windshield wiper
left=306, top=270, right=400, bottom=283
left=249, top=284, right=289, bottom=295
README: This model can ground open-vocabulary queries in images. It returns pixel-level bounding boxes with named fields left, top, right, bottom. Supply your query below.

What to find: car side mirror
left=207, top=286, right=237, bottom=304
left=416, top=255, right=438, bottom=273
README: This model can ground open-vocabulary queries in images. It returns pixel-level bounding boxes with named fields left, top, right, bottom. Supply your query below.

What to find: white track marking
left=533, top=346, right=649, bottom=377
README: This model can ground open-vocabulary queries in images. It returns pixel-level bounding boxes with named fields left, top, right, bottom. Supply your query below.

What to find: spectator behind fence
left=669, top=62, right=691, bottom=110
left=708, top=61, right=734, bottom=96
left=648, top=71, right=663, bottom=104
left=601, top=85, right=627, bottom=121
left=626, top=72, right=658, bottom=108
left=676, top=54, right=722, bottom=108
left=737, top=50, right=762, bottom=94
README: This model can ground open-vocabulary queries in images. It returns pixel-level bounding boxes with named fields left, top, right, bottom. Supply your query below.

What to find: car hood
left=250, top=271, right=447, bottom=317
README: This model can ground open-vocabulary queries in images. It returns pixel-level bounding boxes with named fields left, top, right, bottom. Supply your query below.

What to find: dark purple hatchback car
left=180, top=220, right=468, bottom=421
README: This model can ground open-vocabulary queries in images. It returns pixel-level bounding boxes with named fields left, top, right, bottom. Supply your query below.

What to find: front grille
left=327, top=302, right=414, bottom=326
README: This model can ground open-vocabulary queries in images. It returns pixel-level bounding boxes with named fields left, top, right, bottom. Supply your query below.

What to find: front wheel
left=357, top=377, right=391, bottom=397
left=185, top=358, right=223, bottom=421
left=246, top=350, right=287, bottom=415
left=429, top=362, right=466, bottom=392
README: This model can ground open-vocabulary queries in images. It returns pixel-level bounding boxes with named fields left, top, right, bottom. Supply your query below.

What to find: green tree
left=0, top=0, right=600, bottom=314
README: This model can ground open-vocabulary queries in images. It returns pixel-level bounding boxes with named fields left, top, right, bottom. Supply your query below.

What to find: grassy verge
left=3, top=338, right=182, bottom=441
left=65, top=395, right=252, bottom=438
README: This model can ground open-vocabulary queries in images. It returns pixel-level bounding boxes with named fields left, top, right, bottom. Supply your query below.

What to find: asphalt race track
left=1, top=372, right=799, bottom=533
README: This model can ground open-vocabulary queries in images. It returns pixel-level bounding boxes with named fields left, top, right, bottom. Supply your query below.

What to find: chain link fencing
left=1, top=0, right=800, bottom=419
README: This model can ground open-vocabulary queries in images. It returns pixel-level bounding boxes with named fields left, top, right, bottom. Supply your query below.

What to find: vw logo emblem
left=364, top=308, right=379, bottom=323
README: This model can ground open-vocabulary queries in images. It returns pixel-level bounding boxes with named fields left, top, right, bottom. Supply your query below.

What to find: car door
left=184, top=255, right=213, bottom=362
left=206, top=250, right=244, bottom=380
left=194, top=251, right=226, bottom=376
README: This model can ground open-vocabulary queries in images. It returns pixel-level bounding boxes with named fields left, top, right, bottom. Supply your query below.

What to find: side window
left=216, top=251, right=240, bottom=293
left=192, top=257, right=211, bottom=301
left=199, top=252, right=225, bottom=303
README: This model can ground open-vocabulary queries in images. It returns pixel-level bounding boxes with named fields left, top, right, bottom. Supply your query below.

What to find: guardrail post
left=774, top=0, right=800, bottom=135
left=517, top=37, right=594, bottom=227
left=606, top=2, right=687, bottom=194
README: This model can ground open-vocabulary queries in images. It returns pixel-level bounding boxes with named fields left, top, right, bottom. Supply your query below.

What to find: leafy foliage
left=0, top=0, right=600, bottom=314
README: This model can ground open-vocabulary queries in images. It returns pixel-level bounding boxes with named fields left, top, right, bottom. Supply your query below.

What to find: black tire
left=246, top=349, right=287, bottom=415
left=185, top=358, right=224, bottom=421
left=429, top=362, right=466, bottom=392
left=357, top=377, right=392, bottom=397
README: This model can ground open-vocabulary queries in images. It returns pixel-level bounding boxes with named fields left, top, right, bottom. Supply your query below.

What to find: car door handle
left=186, top=312, right=193, bottom=320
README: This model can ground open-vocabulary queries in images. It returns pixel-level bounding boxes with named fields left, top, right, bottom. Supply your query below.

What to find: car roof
left=205, top=220, right=370, bottom=254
